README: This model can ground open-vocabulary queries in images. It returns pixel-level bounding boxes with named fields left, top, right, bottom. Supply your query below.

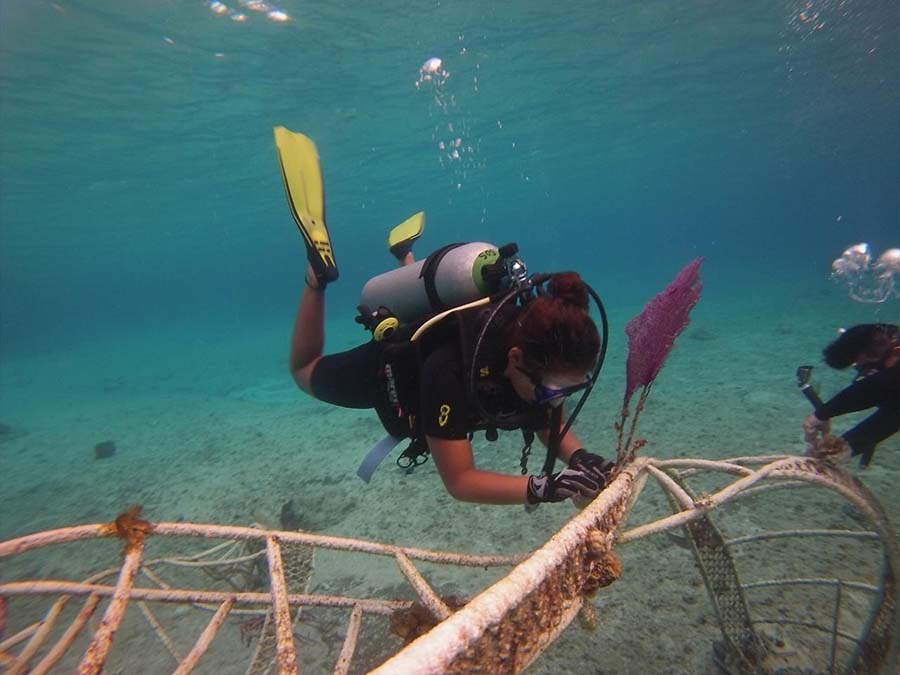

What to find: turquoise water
left=1, top=1, right=899, bottom=672
left=2, top=0, right=898, bottom=353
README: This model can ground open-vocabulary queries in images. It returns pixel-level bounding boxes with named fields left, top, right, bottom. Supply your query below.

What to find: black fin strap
left=305, top=275, right=326, bottom=292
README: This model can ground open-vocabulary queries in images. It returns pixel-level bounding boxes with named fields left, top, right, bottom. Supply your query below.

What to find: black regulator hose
left=467, top=283, right=523, bottom=421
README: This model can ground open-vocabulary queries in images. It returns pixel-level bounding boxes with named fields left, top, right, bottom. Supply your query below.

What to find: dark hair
left=823, top=323, right=899, bottom=369
left=506, top=272, right=600, bottom=373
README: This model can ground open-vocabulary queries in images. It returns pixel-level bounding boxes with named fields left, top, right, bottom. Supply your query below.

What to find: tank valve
left=498, top=243, right=528, bottom=289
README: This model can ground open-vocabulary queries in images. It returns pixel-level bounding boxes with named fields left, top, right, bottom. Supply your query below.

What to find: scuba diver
left=275, top=127, right=615, bottom=506
left=802, top=323, right=900, bottom=467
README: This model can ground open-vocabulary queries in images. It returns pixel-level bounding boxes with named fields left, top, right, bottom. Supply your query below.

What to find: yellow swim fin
left=388, top=211, right=425, bottom=261
left=273, top=126, right=339, bottom=285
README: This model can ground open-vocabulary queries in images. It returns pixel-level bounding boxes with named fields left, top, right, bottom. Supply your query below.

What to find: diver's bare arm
left=427, top=436, right=530, bottom=504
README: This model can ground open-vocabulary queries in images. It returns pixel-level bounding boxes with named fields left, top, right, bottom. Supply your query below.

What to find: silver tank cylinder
left=359, top=242, right=499, bottom=322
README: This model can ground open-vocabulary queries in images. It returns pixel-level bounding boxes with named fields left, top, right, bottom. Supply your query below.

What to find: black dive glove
left=527, top=467, right=600, bottom=504
left=568, top=449, right=615, bottom=490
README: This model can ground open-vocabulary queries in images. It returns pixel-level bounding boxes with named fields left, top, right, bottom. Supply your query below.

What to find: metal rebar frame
left=1, top=455, right=897, bottom=674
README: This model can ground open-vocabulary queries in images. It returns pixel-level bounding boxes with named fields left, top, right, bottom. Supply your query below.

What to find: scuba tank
left=357, top=242, right=508, bottom=338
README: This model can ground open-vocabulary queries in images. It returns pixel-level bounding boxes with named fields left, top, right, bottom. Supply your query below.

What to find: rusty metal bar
left=77, top=538, right=145, bottom=675
left=394, top=550, right=452, bottom=622
left=333, top=604, right=363, bottom=675
left=30, top=594, right=102, bottom=675
left=172, top=597, right=234, bottom=675
left=265, top=536, right=299, bottom=675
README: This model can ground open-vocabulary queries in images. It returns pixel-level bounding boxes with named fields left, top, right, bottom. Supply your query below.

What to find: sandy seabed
left=1, top=286, right=897, bottom=674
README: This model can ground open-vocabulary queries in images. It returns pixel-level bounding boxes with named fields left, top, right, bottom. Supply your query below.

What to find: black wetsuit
left=309, top=319, right=547, bottom=442
left=814, top=362, right=900, bottom=466
left=417, top=342, right=547, bottom=439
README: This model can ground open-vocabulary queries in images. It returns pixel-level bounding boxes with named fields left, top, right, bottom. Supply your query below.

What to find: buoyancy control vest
left=371, top=302, right=546, bottom=445
left=353, top=240, right=609, bottom=481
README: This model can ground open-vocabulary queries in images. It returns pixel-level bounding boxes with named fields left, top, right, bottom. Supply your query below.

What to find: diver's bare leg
left=289, top=265, right=325, bottom=394
left=293, top=246, right=408, bottom=392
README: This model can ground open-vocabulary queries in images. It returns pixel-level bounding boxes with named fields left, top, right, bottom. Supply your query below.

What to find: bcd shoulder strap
left=374, top=334, right=421, bottom=440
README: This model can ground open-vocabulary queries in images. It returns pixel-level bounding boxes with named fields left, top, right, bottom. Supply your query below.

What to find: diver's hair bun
left=548, top=272, right=589, bottom=311
left=511, top=270, right=600, bottom=373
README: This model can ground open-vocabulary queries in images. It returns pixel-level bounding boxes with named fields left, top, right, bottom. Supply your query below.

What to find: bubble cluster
left=788, top=0, right=827, bottom=33
left=416, top=57, right=448, bottom=88
left=831, top=242, right=900, bottom=304
left=205, top=0, right=290, bottom=23
left=778, top=0, right=888, bottom=88
left=414, top=43, right=484, bottom=193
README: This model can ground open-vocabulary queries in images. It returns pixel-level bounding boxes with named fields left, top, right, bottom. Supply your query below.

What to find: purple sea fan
left=623, top=258, right=704, bottom=409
